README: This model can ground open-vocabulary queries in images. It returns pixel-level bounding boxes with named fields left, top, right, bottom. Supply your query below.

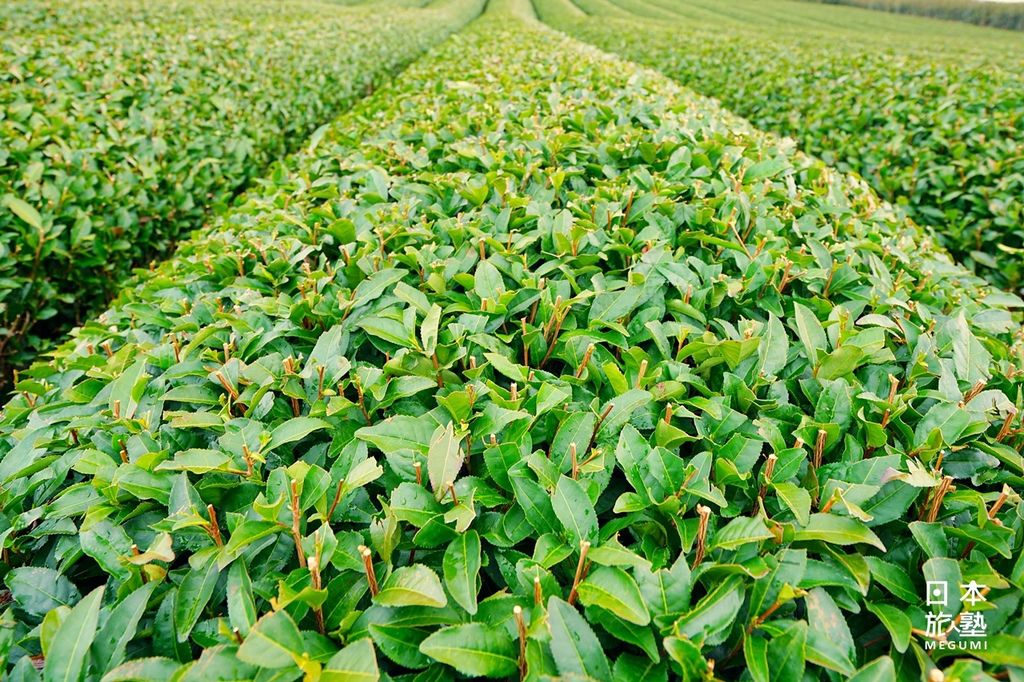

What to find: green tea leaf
left=547, top=597, right=611, bottom=680
left=443, top=530, right=481, bottom=615
left=419, top=624, right=517, bottom=678
left=43, top=586, right=103, bottom=682
left=577, top=565, right=650, bottom=625
left=376, top=565, right=447, bottom=608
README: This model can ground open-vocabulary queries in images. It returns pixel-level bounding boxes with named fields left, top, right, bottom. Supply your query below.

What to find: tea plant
left=1, top=0, right=1022, bottom=679
left=537, top=0, right=1024, bottom=292
left=0, top=0, right=482, bottom=385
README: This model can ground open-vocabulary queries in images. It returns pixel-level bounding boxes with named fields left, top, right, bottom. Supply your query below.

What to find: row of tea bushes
left=539, top=0, right=1024, bottom=293
left=0, top=0, right=482, bottom=383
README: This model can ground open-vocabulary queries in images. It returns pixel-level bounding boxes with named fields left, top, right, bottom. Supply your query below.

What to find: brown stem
left=542, top=296, right=563, bottom=340
left=575, top=344, right=595, bottom=379
left=206, top=504, right=223, bottom=547
left=926, top=476, right=954, bottom=523
left=359, top=546, right=379, bottom=596
left=566, top=541, right=591, bottom=606
left=692, top=505, right=711, bottom=569
left=521, top=319, right=530, bottom=367
left=748, top=595, right=786, bottom=633
left=988, top=485, right=1010, bottom=519
left=354, top=379, right=371, bottom=423
left=215, top=371, right=239, bottom=400
left=514, top=605, right=528, bottom=681
left=527, top=280, right=545, bottom=326
left=622, top=190, right=635, bottom=226
left=996, top=410, right=1017, bottom=442
left=961, top=379, right=987, bottom=406
left=327, top=479, right=345, bottom=520
left=308, top=550, right=325, bottom=634
left=757, top=454, right=778, bottom=501
left=242, top=446, right=254, bottom=477
left=812, top=429, right=827, bottom=470
left=290, top=480, right=306, bottom=567
left=881, top=374, right=899, bottom=428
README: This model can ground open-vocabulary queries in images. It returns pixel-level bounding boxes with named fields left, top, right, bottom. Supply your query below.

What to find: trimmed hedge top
left=1, top=0, right=1023, bottom=679
left=0, top=0, right=481, bottom=384
left=536, top=0, right=1024, bottom=292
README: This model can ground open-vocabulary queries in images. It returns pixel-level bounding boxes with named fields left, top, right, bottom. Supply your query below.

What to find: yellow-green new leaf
left=443, top=530, right=481, bottom=615
left=376, top=564, right=447, bottom=608
left=427, top=422, right=464, bottom=500
left=419, top=624, right=518, bottom=678
left=323, top=638, right=379, bottom=682
left=793, top=514, right=885, bottom=551
left=237, top=610, right=304, bottom=669
left=577, top=565, right=650, bottom=626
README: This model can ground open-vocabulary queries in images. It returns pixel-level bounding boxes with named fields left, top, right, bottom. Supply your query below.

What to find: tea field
left=1, top=0, right=1023, bottom=680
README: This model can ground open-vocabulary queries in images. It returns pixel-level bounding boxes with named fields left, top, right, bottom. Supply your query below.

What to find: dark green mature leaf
left=711, top=516, right=774, bottom=551
left=101, top=657, right=183, bottom=681
left=674, top=576, right=744, bottom=646
left=357, top=416, right=436, bottom=454
left=865, top=602, right=910, bottom=653
left=848, top=656, right=896, bottom=682
left=547, top=597, right=612, bottom=680
left=766, top=621, right=807, bottom=681
left=43, top=586, right=103, bottom=682
left=552, top=475, right=598, bottom=546
left=6, top=568, right=81, bottom=623
left=93, top=583, right=157, bottom=673
left=266, top=417, right=329, bottom=452
left=227, top=561, right=257, bottom=638
left=174, top=555, right=221, bottom=643
left=773, top=483, right=811, bottom=526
